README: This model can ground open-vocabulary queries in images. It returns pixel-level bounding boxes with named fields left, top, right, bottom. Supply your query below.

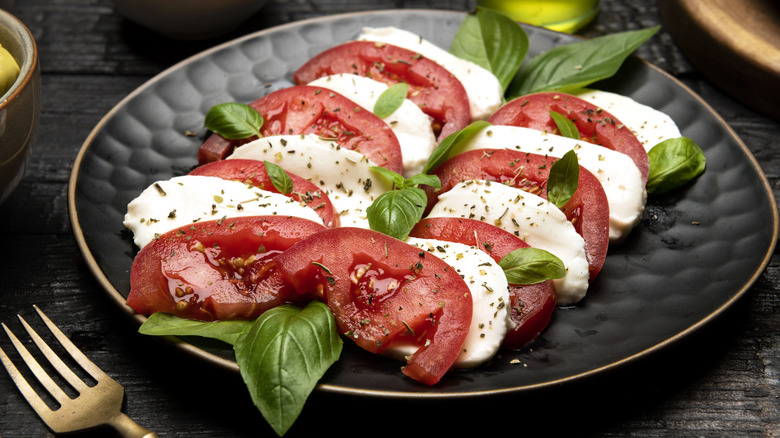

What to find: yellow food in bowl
left=0, top=7, right=39, bottom=205
left=0, top=42, right=19, bottom=96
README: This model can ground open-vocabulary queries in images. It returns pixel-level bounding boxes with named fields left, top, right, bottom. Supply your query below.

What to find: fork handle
left=110, top=412, right=160, bottom=438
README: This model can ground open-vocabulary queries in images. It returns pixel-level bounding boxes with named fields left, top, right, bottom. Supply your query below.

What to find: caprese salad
left=121, top=8, right=705, bottom=436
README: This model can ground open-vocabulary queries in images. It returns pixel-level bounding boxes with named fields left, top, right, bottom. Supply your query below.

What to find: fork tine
left=3, top=307, right=159, bottom=438
left=0, top=343, right=54, bottom=420
left=1, top=322, right=71, bottom=406
left=32, top=304, right=108, bottom=381
left=18, top=313, right=89, bottom=393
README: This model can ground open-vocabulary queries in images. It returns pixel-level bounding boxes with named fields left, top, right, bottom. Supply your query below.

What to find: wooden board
left=660, top=0, right=780, bottom=121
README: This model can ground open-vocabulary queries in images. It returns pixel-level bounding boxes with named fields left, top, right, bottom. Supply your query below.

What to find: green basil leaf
left=547, top=149, right=580, bottom=208
left=507, top=26, right=660, bottom=98
left=498, top=247, right=566, bottom=285
left=138, top=312, right=251, bottom=346
left=404, top=173, right=441, bottom=189
left=450, top=6, right=529, bottom=91
left=647, top=137, right=706, bottom=195
left=423, top=120, right=491, bottom=174
left=549, top=110, right=580, bottom=139
left=371, top=166, right=441, bottom=190
left=370, top=165, right=406, bottom=188
left=204, top=102, right=264, bottom=140
left=264, top=160, right=294, bottom=194
left=366, top=187, right=427, bottom=240
left=373, top=83, right=408, bottom=119
left=234, top=302, right=342, bottom=437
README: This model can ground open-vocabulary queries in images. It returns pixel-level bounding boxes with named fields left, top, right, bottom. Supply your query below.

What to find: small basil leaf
left=507, top=26, right=660, bottom=98
left=264, top=160, right=294, bottom=194
left=370, top=165, right=406, bottom=188
left=423, top=120, right=491, bottom=174
left=647, top=137, right=706, bottom=195
left=373, top=83, right=408, bottom=119
left=138, top=312, right=251, bottom=346
left=366, top=187, right=427, bottom=240
left=204, top=102, right=264, bottom=140
left=404, top=173, right=442, bottom=189
left=547, top=149, right=580, bottom=208
left=549, top=110, right=580, bottom=140
left=234, top=302, right=342, bottom=437
left=498, top=247, right=566, bottom=285
left=450, top=6, right=529, bottom=91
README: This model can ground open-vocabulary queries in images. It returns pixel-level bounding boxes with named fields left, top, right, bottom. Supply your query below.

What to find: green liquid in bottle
left=478, top=0, right=599, bottom=33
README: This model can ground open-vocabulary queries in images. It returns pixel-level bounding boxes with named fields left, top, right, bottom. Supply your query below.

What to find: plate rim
left=66, top=8, right=779, bottom=398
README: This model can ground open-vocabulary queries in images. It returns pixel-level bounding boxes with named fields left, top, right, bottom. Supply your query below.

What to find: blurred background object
left=0, top=8, right=39, bottom=205
left=113, top=0, right=269, bottom=39
left=477, top=0, right=598, bottom=33
left=660, top=0, right=780, bottom=122
left=0, top=0, right=15, bottom=11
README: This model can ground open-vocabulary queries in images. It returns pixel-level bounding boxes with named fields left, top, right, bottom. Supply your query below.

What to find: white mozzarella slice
left=426, top=179, right=590, bottom=306
left=384, top=237, right=510, bottom=369
left=227, top=134, right=392, bottom=229
left=123, top=175, right=322, bottom=249
left=357, top=26, right=503, bottom=121
left=307, top=74, right=437, bottom=177
left=572, top=88, right=682, bottom=152
left=457, top=124, right=647, bottom=242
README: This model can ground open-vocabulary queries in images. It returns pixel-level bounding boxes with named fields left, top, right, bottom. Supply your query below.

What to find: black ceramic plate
left=68, top=10, right=778, bottom=397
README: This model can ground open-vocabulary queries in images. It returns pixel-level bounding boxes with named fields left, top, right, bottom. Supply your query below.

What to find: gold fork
left=0, top=305, right=159, bottom=437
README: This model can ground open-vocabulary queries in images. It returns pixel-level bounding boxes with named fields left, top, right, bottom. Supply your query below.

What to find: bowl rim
left=0, top=8, right=38, bottom=109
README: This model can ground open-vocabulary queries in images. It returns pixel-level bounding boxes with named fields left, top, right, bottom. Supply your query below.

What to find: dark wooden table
left=1, top=1, right=778, bottom=436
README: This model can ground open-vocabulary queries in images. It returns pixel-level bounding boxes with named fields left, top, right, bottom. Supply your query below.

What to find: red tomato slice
left=273, top=227, right=472, bottom=385
left=188, top=159, right=340, bottom=228
left=292, top=41, right=471, bottom=141
left=128, top=216, right=327, bottom=321
left=487, top=92, right=649, bottom=184
left=198, top=85, right=403, bottom=174
left=409, top=217, right=557, bottom=349
left=425, top=148, right=609, bottom=281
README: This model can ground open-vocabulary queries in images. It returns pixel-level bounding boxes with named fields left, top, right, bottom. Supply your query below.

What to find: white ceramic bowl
left=114, top=0, right=268, bottom=39
left=0, top=8, right=40, bottom=205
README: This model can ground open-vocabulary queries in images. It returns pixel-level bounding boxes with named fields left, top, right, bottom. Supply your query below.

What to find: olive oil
left=478, top=0, right=599, bottom=33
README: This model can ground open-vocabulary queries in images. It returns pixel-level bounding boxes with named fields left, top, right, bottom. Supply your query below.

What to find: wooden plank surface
left=0, top=0, right=778, bottom=436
